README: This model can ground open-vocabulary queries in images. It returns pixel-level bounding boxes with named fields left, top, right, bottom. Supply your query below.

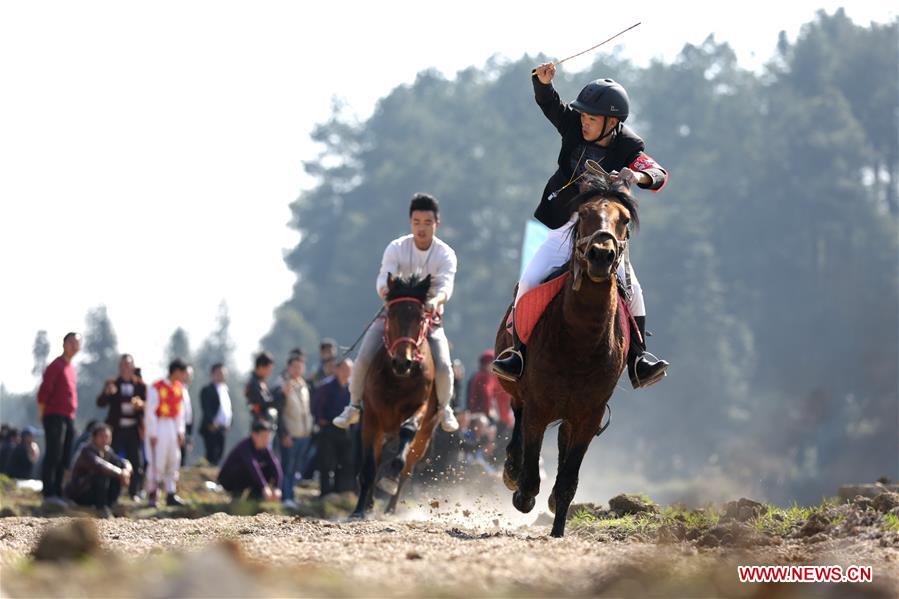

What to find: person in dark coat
left=65, top=423, right=132, bottom=516
left=218, top=420, right=282, bottom=501
left=199, top=363, right=232, bottom=465
left=493, top=62, right=669, bottom=388
left=311, top=358, right=355, bottom=496
left=0, top=427, right=19, bottom=475
left=245, top=352, right=277, bottom=430
left=96, top=353, right=146, bottom=499
left=7, top=427, right=40, bottom=479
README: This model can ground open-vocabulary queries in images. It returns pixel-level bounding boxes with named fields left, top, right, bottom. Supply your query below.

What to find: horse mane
left=385, top=274, right=431, bottom=302
left=566, top=174, right=640, bottom=230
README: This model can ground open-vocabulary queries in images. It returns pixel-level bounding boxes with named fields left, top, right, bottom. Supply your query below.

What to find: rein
left=382, top=297, right=434, bottom=361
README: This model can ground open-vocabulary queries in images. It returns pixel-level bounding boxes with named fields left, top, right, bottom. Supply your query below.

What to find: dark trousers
left=279, top=436, right=311, bottom=501
left=112, top=425, right=143, bottom=497
left=41, top=415, right=74, bottom=498
left=317, top=424, right=355, bottom=496
left=72, top=474, right=122, bottom=509
left=202, top=428, right=226, bottom=465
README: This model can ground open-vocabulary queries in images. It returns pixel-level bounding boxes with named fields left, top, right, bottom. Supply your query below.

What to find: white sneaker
left=439, top=406, right=460, bottom=433
left=282, top=499, right=298, bottom=509
left=333, top=405, right=360, bottom=429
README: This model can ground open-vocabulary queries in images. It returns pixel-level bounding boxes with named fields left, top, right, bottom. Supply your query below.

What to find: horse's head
left=383, top=273, right=432, bottom=377
left=569, top=174, right=639, bottom=290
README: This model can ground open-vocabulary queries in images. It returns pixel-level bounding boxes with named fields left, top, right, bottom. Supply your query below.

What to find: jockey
left=333, top=193, right=460, bottom=433
left=493, top=62, right=669, bottom=389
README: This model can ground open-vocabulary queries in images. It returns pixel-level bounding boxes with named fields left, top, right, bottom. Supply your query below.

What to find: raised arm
left=532, top=63, right=579, bottom=136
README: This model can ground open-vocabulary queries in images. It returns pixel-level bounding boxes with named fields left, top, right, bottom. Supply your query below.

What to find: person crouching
left=65, top=423, right=132, bottom=517
left=218, top=420, right=283, bottom=502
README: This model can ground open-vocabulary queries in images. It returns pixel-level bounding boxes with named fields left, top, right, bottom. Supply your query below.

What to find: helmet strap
left=594, top=116, right=619, bottom=145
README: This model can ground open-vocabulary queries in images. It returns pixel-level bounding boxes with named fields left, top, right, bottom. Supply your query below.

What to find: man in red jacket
left=37, top=332, right=81, bottom=505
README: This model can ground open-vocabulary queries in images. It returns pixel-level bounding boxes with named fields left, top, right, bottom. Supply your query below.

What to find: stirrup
left=492, top=347, right=524, bottom=382
left=629, top=351, right=668, bottom=389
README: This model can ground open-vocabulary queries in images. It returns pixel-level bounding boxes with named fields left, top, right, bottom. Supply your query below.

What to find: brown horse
left=351, top=273, right=440, bottom=518
left=495, top=175, right=638, bottom=537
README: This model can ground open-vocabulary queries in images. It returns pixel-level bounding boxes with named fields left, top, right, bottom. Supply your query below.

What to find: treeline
left=262, top=9, right=898, bottom=503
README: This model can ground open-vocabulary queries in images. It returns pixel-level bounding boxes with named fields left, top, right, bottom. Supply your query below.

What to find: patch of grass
left=633, top=492, right=655, bottom=506
left=884, top=514, right=899, bottom=532
left=659, top=505, right=720, bottom=529
left=0, top=474, right=15, bottom=494
left=754, top=503, right=819, bottom=536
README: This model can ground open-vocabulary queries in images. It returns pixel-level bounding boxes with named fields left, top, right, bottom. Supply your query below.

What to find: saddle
left=506, top=266, right=636, bottom=348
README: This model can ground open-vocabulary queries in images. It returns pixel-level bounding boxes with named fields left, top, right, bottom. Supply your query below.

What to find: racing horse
left=495, top=174, right=638, bottom=537
left=351, top=274, right=440, bottom=518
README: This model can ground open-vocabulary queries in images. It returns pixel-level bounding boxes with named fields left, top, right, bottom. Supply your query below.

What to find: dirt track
left=2, top=510, right=898, bottom=598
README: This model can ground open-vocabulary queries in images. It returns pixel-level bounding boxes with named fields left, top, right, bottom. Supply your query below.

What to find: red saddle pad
left=507, top=272, right=635, bottom=349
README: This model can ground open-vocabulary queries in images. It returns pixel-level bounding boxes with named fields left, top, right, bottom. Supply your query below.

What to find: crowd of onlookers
left=1, top=333, right=514, bottom=516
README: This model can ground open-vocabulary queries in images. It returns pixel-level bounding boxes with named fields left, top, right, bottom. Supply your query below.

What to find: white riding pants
left=515, top=217, right=645, bottom=317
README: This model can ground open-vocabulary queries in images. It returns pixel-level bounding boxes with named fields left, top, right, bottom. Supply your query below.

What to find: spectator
left=278, top=352, right=313, bottom=508
left=65, top=423, right=131, bottom=517
left=181, top=365, right=195, bottom=467
left=145, top=358, right=191, bottom=508
left=199, top=363, right=232, bottom=465
left=7, top=427, right=40, bottom=479
left=218, top=420, right=283, bottom=501
left=311, top=338, right=338, bottom=388
left=70, top=420, right=100, bottom=469
left=467, top=350, right=501, bottom=419
left=96, top=353, right=146, bottom=500
left=311, top=358, right=355, bottom=496
left=0, top=427, right=19, bottom=475
left=37, top=331, right=81, bottom=506
left=246, top=351, right=277, bottom=430
left=451, top=359, right=466, bottom=410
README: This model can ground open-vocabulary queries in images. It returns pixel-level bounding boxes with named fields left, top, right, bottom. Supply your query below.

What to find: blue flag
left=520, top=219, right=549, bottom=278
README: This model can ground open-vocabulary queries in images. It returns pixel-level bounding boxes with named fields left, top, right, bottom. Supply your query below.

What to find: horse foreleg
left=386, top=399, right=437, bottom=513
left=384, top=474, right=407, bottom=514
left=351, top=423, right=382, bottom=519
left=548, top=421, right=571, bottom=514
left=512, top=419, right=544, bottom=514
left=503, top=404, right=523, bottom=491
left=379, top=420, right=416, bottom=496
left=549, top=434, right=591, bottom=538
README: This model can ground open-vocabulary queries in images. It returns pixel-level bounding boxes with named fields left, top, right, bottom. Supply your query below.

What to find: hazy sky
left=1, top=1, right=893, bottom=393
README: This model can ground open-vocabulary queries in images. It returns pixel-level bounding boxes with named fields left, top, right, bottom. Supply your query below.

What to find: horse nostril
left=588, top=245, right=615, bottom=266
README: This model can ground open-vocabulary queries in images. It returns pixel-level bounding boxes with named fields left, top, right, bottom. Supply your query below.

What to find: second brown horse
left=351, top=274, right=440, bottom=518
left=496, top=175, right=638, bottom=537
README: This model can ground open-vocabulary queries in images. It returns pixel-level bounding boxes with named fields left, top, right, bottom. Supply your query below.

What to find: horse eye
left=621, top=217, right=630, bottom=226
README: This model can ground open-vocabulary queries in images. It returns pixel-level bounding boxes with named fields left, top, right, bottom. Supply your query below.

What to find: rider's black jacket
left=532, top=74, right=668, bottom=230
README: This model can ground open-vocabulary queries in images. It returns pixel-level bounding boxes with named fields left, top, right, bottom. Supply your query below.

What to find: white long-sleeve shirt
left=145, top=379, right=187, bottom=438
left=375, top=234, right=457, bottom=302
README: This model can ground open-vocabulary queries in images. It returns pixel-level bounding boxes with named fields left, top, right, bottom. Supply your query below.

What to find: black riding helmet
left=570, top=78, right=630, bottom=120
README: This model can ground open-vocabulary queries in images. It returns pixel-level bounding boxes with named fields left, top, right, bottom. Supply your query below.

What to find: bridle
left=382, top=297, right=434, bottom=361
left=571, top=227, right=628, bottom=291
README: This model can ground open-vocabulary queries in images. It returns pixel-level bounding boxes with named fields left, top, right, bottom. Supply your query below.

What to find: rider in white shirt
left=333, top=193, right=460, bottom=433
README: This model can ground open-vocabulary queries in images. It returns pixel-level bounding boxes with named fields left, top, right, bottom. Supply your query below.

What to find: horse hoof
left=550, top=526, right=565, bottom=538
left=378, top=477, right=399, bottom=496
left=349, top=511, right=366, bottom=520
left=503, top=468, right=518, bottom=491
left=548, top=492, right=556, bottom=515
left=513, top=491, right=535, bottom=514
